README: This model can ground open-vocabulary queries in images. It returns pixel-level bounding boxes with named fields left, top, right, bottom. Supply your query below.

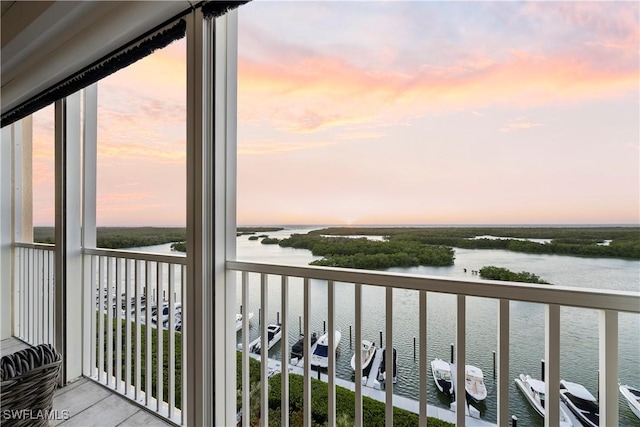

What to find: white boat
left=465, top=365, right=487, bottom=402
left=431, top=358, right=454, bottom=396
left=515, top=374, right=573, bottom=427
left=560, top=380, right=599, bottom=427
left=152, top=302, right=181, bottom=326
left=619, top=384, right=640, bottom=420
left=247, top=323, right=282, bottom=354
left=290, top=332, right=318, bottom=360
left=236, top=312, right=254, bottom=331
left=350, top=340, right=376, bottom=373
left=377, top=348, right=397, bottom=384
left=310, top=331, right=341, bottom=369
left=450, top=363, right=487, bottom=402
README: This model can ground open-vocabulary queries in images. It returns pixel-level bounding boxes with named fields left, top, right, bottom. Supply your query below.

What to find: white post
left=215, top=9, right=238, bottom=426
left=497, top=299, right=510, bottom=427
left=544, top=304, right=560, bottom=427
left=186, top=8, right=238, bottom=426
left=455, top=295, right=466, bottom=427
left=54, top=92, right=83, bottom=383
left=599, top=310, right=618, bottom=426
left=82, top=84, right=98, bottom=376
left=0, top=125, right=12, bottom=340
left=186, top=9, right=208, bottom=424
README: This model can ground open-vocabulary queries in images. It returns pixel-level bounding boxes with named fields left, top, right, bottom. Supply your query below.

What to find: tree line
left=312, top=227, right=640, bottom=260
left=479, top=266, right=550, bottom=284
left=278, top=234, right=454, bottom=269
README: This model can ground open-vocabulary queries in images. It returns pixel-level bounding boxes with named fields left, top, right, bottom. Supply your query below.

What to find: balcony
left=3, top=238, right=638, bottom=426
left=1, top=2, right=639, bottom=427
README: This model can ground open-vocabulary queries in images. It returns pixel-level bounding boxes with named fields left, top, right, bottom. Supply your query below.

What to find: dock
left=247, top=351, right=496, bottom=427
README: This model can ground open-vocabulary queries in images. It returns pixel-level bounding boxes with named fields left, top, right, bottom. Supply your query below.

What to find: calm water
left=137, top=227, right=640, bottom=426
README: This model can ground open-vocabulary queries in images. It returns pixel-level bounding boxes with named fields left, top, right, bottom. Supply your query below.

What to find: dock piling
left=450, top=343, right=454, bottom=363
left=413, top=337, right=416, bottom=360
left=380, top=330, right=383, bottom=349
left=350, top=325, right=352, bottom=348
left=277, top=311, right=280, bottom=324
left=323, top=320, right=326, bottom=334
left=511, top=415, right=517, bottom=427
left=493, top=351, right=496, bottom=379
left=541, top=359, right=545, bottom=381
left=299, top=316, right=301, bottom=335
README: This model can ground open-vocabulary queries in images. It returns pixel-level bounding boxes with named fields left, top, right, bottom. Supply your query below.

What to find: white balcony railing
left=13, top=242, right=56, bottom=347
left=11, top=245, right=639, bottom=427
left=84, top=248, right=186, bottom=425
left=228, top=260, right=640, bottom=427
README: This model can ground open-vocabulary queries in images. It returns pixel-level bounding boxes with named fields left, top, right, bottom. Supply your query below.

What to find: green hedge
left=99, top=317, right=453, bottom=426
left=263, top=373, right=454, bottom=427
left=98, top=313, right=183, bottom=408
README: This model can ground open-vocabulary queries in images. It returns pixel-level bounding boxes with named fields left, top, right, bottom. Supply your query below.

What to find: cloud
left=239, top=139, right=333, bottom=155
left=238, top=1, right=638, bottom=138
left=238, top=47, right=637, bottom=136
left=501, top=118, right=544, bottom=133
left=97, top=141, right=185, bottom=163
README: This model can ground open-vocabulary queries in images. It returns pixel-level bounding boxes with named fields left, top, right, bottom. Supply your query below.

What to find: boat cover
left=562, top=380, right=597, bottom=402
left=526, top=376, right=546, bottom=394
left=432, top=359, right=451, bottom=371
left=466, top=365, right=484, bottom=379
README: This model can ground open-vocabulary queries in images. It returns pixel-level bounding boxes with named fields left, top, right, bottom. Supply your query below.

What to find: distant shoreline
left=32, top=225, right=639, bottom=261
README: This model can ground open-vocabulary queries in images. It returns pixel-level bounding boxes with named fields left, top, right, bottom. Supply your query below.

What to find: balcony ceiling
left=0, top=0, right=191, bottom=119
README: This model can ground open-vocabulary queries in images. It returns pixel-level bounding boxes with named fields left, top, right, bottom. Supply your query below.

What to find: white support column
left=54, top=92, right=83, bottom=383
left=186, top=9, right=208, bottom=426
left=12, top=117, right=33, bottom=244
left=82, top=84, right=98, bottom=376
left=214, top=9, right=238, bottom=426
left=599, top=310, right=618, bottom=426
left=186, top=8, right=238, bottom=427
left=0, top=125, right=12, bottom=340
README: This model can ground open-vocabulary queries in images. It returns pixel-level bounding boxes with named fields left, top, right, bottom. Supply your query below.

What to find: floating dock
left=247, top=350, right=497, bottom=427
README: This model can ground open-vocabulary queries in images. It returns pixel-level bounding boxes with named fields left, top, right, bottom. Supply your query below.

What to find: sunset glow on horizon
left=31, top=1, right=639, bottom=227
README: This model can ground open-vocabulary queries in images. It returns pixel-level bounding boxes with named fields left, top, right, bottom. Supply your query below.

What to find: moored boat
left=560, top=380, right=599, bottom=427
left=236, top=312, right=254, bottom=332
left=290, top=332, right=318, bottom=360
left=465, top=365, right=487, bottom=402
left=310, top=331, right=341, bottom=369
left=515, top=374, right=573, bottom=427
left=431, top=358, right=454, bottom=396
left=351, top=340, right=376, bottom=374
left=378, top=348, right=397, bottom=384
left=247, top=323, right=282, bottom=354
left=619, top=384, right=640, bottom=420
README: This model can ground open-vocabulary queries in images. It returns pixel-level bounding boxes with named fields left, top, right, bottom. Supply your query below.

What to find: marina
left=124, top=232, right=640, bottom=426
left=246, top=351, right=497, bottom=427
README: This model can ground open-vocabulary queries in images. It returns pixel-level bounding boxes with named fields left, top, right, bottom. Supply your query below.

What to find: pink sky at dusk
left=31, top=1, right=639, bottom=227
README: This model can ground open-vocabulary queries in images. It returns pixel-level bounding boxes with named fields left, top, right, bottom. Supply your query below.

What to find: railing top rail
left=84, top=247, right=187, bottom=265
left=14, top=242, right=55, bottom=250
left=228, top=260, right=640, bottom=314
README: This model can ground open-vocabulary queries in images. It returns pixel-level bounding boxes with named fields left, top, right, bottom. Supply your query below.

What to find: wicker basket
left=1, top=345, right=62, bottom=427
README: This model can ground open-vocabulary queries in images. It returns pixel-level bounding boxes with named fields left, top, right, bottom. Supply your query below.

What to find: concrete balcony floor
left=1, top=338, right=173, bottom=427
